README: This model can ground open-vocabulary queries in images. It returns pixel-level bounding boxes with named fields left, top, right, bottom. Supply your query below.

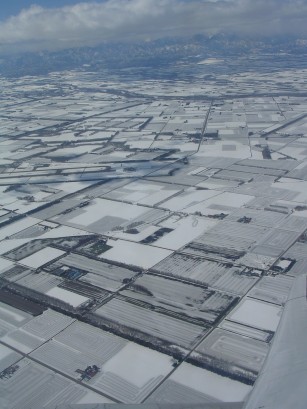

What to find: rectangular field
left=147, top=362, right=252, bottom=404
left=248, top=275, right=293, bottom=305
left=0, top=358, right=113, bottom=408
left=194, top=328, right=269, bottom=373
left=19, top=247, right=65, bottom=269
left=228, top=298, right=282, bottom=332
left=152, top=253, right=237, bottom=286
left=93, top=297, right=207, bottom=349
left=218, top=320, right=272, bottom=342
left=100, top=240, right=172, bottom=269
left=121, top=273, right=237, bottom=324
left=30, top=321, right=174, bottom=403
left=1, top=309, right=74, bottom=353
left=54, top=253, right=138, bottom=291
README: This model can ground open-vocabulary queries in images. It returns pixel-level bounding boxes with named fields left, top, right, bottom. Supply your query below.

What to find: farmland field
left=121, top=273, right=237, bottom=324
left=94, top=297, right=207, bottom=349
left=147, top=362, right=252, bottom=403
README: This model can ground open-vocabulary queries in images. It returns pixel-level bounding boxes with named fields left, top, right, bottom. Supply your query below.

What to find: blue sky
left=0, top=0, right=306, bottom=55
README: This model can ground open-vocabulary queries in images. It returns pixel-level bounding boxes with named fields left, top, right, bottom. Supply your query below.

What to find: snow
left=108, top=180, right=181, bottom=206
left=110, top=225, right=161, bottom=242
left=0, top=217, right=40, bottom=241
left=39, top=225, right=89, bottom=239
left=101, top=343, right=172, bottom=388
left=4, top=200, right=43, bottom=214
left=229, top=298, right=283, bottom=331
left=0, top=344, right=14, bottom=360
left=170, top=362, right=252, bottom=402
left=125, top=140, right=154, bottom=150
left=132, top=189, right=180, bottom=206
left=0, top=159, right=12, bottom=165
left=161, top=188, right=219, bottom=212
left=20, top=247, right=65, bottom=269
left=196, top=141, right=263, bottom=159
left=276, top=178, right=307, bottom=202
left=0, top=257, right=14, bottom=274
left=156, top=215, right=217, bottom=250
left=190, top=191, right=254, bottom=213
left=68, top=198, right=147, bottom=226
left=220, top=129, right=235, bottom=135
left=32, top=191, right=51, bottom=201
left=46, top=287, right=89, bottom=307
left=100, top=239, right=172, bottom=269
left=46, top=145, right=102, bottom=158
left=51, top=181, right=97, bottom=193
left=0, top=305, right=26, bottom=323
left=39, top=221, right=59, bottom=228
left=213, top=192, right=254, bottom=208
left=275, top=259, right=292, bottom=269
left=1, top=331, right=41, bottom=354
left=77, top=391, right=114, bottom=404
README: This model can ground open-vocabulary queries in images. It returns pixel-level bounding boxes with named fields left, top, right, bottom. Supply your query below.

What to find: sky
left=0, top=0, right=101, bottom=20
left=0, top=0, right=306, bottom=54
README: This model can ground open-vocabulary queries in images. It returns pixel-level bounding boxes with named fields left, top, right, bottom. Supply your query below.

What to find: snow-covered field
left=171, top=363, right=252, bottom=401
left=46, top=287, right=89, bottom=307
left=156, top=214, right=218, bottom=250
left=2, top=75, right=307, bottom=407
left=219, top=320, right=272, bottom=342
left=1, top=309, right=75, bottom=354
left=0, top=257, right=14, bottom=274
left=148, top=362, right=252, bottom=403
left=30, top=321, right=173, bottom=403
left=228, top=298, right=283, bottom=331
left=95, top=297, right=206, bottom=348
left=94, top=343, right=173, bottom=403
left=160, top=187, right=219, bottom=212
left=105, top=179, right=181, bottom=206
left=194, top=328, right=269, bottom=373
left=0, top=306, right=24, bottom=324
left=100, top=239, right=172, bottom=269
left=59, top=253, right=137, bottom=291
left=121, top=273, right=234, bottom=324
left=68, top=198, right=148, bottom=227
left=0, top=344, right=22, bottom=373
left=0, top=217, right=40, bottom=241
left=20, top=247, right=65, bottom=269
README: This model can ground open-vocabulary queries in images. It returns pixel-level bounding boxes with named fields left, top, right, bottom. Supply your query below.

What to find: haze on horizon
left=0, top=0, right=306, bottom=55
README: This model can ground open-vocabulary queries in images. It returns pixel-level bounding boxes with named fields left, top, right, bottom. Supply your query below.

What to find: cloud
left=0, top=0, right=306, bottom=54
